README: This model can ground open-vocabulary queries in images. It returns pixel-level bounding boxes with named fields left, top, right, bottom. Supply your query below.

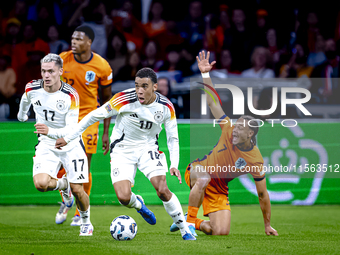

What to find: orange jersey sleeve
left=59, top=51, right=113, bottom=119
left=194, top=115, right=265, bottom=193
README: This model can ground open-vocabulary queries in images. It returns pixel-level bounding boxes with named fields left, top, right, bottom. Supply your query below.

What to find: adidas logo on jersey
left=156, top=161, right=163, bottom=166
left=77, top=174, right=85, bottom=180
left=34, top=100, right=42, bottom=106
left=130, top=113, right=138, bottom=118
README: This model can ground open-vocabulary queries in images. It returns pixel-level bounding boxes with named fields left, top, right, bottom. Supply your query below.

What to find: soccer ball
left=110, top=215, right=137, bottom=241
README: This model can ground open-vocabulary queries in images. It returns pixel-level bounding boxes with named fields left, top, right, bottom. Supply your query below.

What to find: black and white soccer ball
left=110, top=215, right=137, bottom=241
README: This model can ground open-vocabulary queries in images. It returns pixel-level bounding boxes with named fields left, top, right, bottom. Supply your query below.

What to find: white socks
left=54, top=178, right=67, bottom=190
left=126, top=193, right=142, bottom=210
left=163, top=193, right=190, bottom=236
left=79, top=206, right=91, bottom=224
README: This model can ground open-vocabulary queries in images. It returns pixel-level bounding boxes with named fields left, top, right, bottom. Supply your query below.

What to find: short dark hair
left=135, top=67, right=158, bottom=84
left=75, top=25, right=95, bottom=42
left=241, top=115, right=259, bottom=146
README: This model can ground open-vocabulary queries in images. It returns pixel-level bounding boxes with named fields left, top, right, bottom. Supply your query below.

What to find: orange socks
left=195, top=218, right=204, bottom=230
left=187, top=206, right=204, bottom=230
left=187, top=206, right=199, bottom=223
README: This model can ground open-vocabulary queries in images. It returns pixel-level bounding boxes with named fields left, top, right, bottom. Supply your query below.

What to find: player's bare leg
left=202, top=210, right=231, bottom=235
left=113, top=180, right=156, bottom=225
left=186, top=165, right=211, bottom=234
left=151, top=175, right=195, bottom=240
left=70, top=183, right=93, bottom=236
left=35, top=172, right=74, bottom=224
left=113, top=180, right=133, bottom=205
left=55, top=167, right=74, bottom=224
left=70, top=183, right=89, bottom=211
left=188, top=165, right=211, bottom=207
left=150, top=175, right=172, bottom=201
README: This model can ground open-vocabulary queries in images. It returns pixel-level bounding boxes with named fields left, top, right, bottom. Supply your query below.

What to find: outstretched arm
left=164, top=109, right=181, bottom=184
left=55, top=101, right=117, bottom=149
left=196, top=51, right=225, bottom=120
left=255, top=178, right=278, bottom=236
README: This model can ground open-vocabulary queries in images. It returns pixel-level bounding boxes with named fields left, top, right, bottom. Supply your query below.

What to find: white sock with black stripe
left=163, top=193, right=190, bottom=236
left=126, top=193, right=142, bottom=210
left=54, top=178, right=67, bottom=191
left=79, top=206, right=91, bottom=224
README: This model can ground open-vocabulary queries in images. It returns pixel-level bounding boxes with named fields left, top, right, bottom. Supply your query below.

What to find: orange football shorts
left=185, top=162, right=230, bottom=216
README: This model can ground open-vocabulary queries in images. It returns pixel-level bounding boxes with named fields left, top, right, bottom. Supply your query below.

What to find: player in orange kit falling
left=170, top=51, right=278, bottom=236
left=55, top=25, right=113, bottom=225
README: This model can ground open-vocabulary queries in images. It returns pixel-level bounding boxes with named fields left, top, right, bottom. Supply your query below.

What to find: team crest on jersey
left=85, top=71, right=96, bottom=83
left=56, top=100, right=66, bottom=110
left=34, top=163, right=41, bottom=172
left=154, top=111, right=164, bottom=122
left=112, top=168, right=119, bottom=177
left=235, top=157, right=247, bottom=169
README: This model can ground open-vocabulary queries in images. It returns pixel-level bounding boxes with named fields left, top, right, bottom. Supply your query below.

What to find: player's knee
left=34, top=180, right=48, bottom=192
left=33, top=175, right=50, bottom=192
left=195, top=176, right=211, bottom=190
left=212, top=227, right=230, bottom=236
left=191, top=170, right=211, bottom=189
left=70, top=184, right=84, bottom=197
left=155, top=185, right=171, bottom=201
left=219, top=230, right=230, bottom=235
left=116, top=191, right=131, bottom=205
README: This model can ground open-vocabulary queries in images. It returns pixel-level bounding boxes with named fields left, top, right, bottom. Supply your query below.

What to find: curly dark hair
left=135, top=67, right=158, bottom=84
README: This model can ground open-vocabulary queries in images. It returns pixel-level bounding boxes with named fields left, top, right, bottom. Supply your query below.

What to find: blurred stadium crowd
left=1, top=0, right=340, bottom=119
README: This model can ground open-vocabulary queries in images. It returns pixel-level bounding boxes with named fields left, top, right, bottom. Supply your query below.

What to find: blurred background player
left=54, top=67, right=196, bottom=241
left=170, top=51, right=278, bottom=236
left=18, top=53, right=93, bottom=236
left=56, top=25, right=113, bottom=226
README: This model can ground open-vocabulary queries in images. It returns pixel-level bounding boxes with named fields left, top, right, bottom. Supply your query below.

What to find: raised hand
left=196, top=51, right=216, bottom=73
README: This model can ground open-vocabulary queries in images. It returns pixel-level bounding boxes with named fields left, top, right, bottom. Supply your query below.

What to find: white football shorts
left=110, top=144, right=168, bottom=185
left=33, top=140, right=89, bottom=183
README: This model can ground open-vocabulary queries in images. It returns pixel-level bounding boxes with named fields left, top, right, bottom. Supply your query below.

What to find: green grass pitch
left=1, top=205, right=339, bottom=255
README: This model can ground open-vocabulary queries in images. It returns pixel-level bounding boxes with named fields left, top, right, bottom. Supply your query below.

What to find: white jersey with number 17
left=17, top=79, right=80, bottom=151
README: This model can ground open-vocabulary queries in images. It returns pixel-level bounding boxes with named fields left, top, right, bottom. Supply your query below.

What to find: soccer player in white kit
left=17, top=53, right=93, bottom=236
left=55, top=67, right=196, bottom=240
